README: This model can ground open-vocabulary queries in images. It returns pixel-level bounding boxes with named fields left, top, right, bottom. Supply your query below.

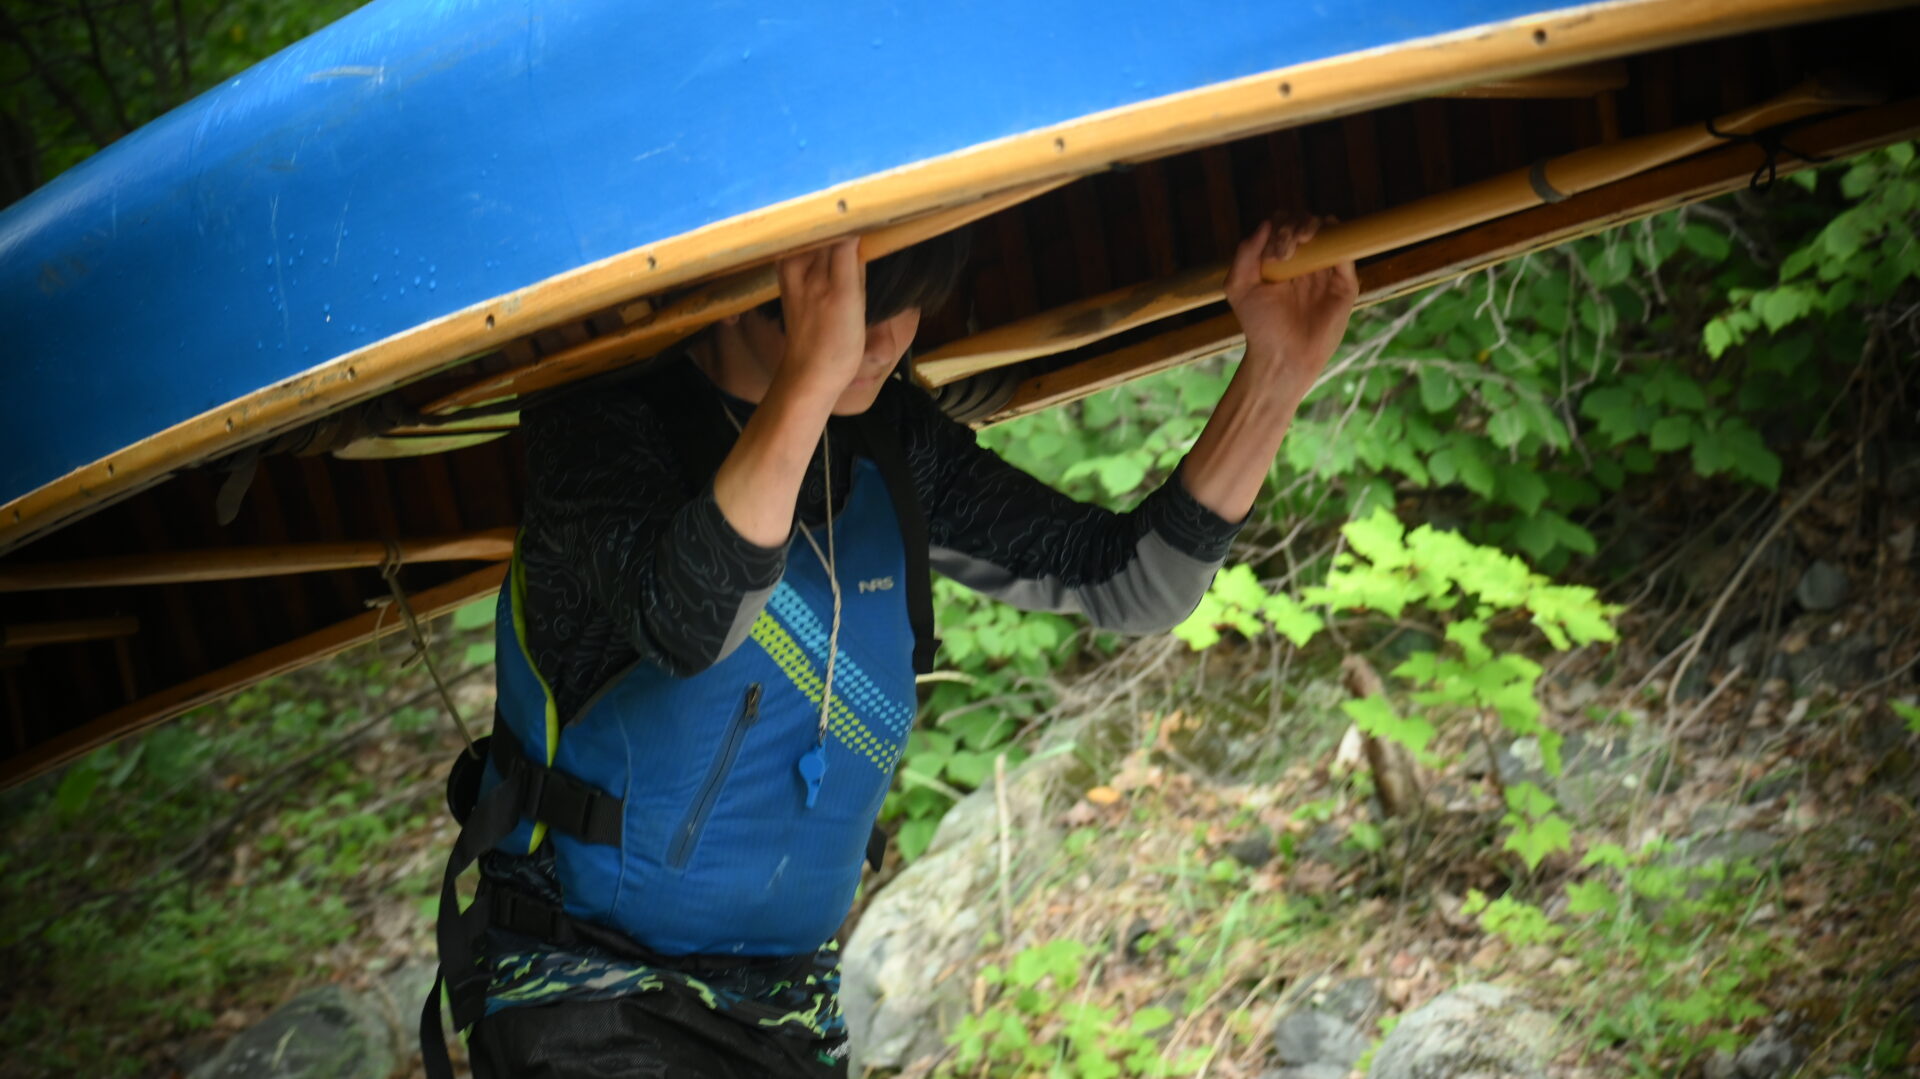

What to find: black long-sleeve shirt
left=516, top=357, right=1242, bottom=717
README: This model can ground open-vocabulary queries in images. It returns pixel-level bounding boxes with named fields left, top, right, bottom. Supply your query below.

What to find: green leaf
left=1095, top=456, right=1148, bottom=498
left=1503, top=812, right=1573, bottom=870
left=1418, top=367, right=1462, bottom=412
left=1487, top=409, right=1528, bottom=450
left=1681, top=223, right=1731, bottom=264
left=1893, top=700, right=1920, bottom=735
left=1131, top=1006, right=1176, bottom=1035
left=896, top=817, right=938, bottom=861
left=1703, top=318, right=1734, bottom=359
left=1565, top=877, right=1620, bottom=916
left=1342, top=696, right=1436, bottom=760
left=1262, top=592, right=1325, bottom=648
left=463, top=642, right=496, bottom=667
left=1588, top=243, right=1635, bottom=288
left=944, top=751, right=995, bottom=788
left=452, top=598, right=496, bottom=631
left=1504, top=781, right=1557, bottom=819
left=1498, top=465, right=1549, bottom=516
left=1580, top=386, right=1641, bottom=443
left=54, top=763, right=100, bottom=820
left=1648, top=415, right=1695, bottom=452
left=1453, top=439, right=1496, bottom=498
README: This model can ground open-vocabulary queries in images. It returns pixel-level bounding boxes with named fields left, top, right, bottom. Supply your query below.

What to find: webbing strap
left=857, top=398, right=939, bottom=674
left=421, top=731, right=623, bottom=1077
left=487, top=726, right=624, bottom=846
left=421, top=772, right=523, bottom=1079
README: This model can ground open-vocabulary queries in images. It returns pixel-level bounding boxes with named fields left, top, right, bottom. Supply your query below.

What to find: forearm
left=710, top=364, right=844, bottom=547
left=1177, top=343, right=1314, bottom=521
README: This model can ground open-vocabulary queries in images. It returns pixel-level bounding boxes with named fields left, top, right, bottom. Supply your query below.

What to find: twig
left=993, top=753, right=1014, bottom=945
left=1664, top=455, right=1851, bottom=714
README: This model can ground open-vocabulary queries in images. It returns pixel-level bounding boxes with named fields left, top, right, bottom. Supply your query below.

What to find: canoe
left=3, top=0, right=1917, bottom=785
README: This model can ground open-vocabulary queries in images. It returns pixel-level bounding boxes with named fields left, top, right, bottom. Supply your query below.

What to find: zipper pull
left=742, top=683, right=762, bottom=723
left=797, top=744, right=827, bottom=809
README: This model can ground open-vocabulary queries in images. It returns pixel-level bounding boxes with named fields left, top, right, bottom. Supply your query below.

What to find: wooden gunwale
left=915, top=76, right=1883, bottom=387
left=0, top=529, right=517, bottom=592
left=987, top=95, right=1920, bottom=423
left=0, top=563, right=507, bottom=788
left=4, top=0, right=1902, bottom=556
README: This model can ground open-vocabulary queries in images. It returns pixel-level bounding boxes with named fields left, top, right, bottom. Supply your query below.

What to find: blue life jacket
left=489, top=454, right=916, bottom=955
left=425, top=366, right=939, bottom=1079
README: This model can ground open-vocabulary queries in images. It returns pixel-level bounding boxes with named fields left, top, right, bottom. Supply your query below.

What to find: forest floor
left=1, top=443, right=1916, bottom=1079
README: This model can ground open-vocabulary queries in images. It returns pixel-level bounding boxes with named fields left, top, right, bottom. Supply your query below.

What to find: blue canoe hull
left=6, top=0, right=1650, bottom=512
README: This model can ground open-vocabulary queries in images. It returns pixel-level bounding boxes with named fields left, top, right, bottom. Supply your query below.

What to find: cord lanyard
left=722, top=404, right=840, bottom=809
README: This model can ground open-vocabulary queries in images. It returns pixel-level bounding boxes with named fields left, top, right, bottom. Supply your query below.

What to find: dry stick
left=1663, top=455, right=1852, bottom=715
left=993, top=752, right=1014, bottom=945
left=1191, top=970, right=1281, bottom=1079
left=1340, top=654, right=1423, bottom=819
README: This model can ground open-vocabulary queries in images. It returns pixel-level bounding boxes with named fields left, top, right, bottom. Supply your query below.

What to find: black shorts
left=467, top=990, right=849, bottom=1079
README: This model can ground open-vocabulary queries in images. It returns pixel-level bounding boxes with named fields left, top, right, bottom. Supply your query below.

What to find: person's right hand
left=775, top=238, right=867, bottom=396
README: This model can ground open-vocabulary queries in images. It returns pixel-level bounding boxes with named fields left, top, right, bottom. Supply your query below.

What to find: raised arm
left=1179, top=216, right=1359, bottom=520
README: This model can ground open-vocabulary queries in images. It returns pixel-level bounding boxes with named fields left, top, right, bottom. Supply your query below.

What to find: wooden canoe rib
left=2, top=2, right=1917, bottom=788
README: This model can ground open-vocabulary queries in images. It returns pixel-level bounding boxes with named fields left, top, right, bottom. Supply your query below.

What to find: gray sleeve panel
left=931, top=529, right=1219, bottom=635
left=714, top=581, right=779, bottom=665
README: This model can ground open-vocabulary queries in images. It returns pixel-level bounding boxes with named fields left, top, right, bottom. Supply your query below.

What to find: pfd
left=490, top=453, right=915, bottom=953
left=422, top=359, right=937, bottom=1079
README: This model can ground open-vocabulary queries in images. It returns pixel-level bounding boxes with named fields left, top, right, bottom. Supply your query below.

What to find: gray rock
left=1227, top=832, right=1275, bottom=869
left=189, top=985, right=396, bottom=1079
left=1703, top=1048, right=1739, bottom=1079
left=1316, top=977, right=1381, bottom=1023
left=1368, top=983, right=1558, bottom=1079
left=372, top=960, right=441, bottom=1045
left=1785, top=639, right=1878, bottom=691
left=1795, top=561, right=1849, bottom=612
left=842, top=750, right=1072, bottom=1075
left=1261, top=1064, right=1351, bottom=1079
left=1271, top=1008, right=1370, bottom=1068
left=1734, top=1027, right=1806, bottom=1079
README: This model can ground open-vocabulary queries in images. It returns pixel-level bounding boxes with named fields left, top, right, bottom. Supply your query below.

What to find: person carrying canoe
left=425, top=216, right=1358, bottom=1077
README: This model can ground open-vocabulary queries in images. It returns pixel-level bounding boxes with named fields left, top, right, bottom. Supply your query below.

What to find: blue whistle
left=797, top=745, right=827, bottom=809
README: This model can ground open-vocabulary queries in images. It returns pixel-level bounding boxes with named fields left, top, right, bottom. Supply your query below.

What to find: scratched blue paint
left=1, top=0, right=1557, bottom=506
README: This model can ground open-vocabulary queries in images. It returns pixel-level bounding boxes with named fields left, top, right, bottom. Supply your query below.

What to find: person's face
left=740, top=307, right=922, bottom=414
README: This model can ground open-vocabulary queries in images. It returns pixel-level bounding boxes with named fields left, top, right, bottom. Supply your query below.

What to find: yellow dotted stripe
left=749, top=612, right=899, bottom=773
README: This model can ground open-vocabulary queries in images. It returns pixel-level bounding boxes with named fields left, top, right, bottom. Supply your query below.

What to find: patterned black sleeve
left=886, top=382, right=1243, bottom=633
left=518, top=386, right=788, bottom=717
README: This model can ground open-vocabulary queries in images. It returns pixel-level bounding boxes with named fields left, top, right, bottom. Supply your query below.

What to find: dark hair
left=754, top=226, right=972, bottom=326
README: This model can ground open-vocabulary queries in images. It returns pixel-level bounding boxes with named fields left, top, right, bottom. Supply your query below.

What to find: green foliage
left=952, top=938, right=1211, bottom=1078
left=1892, top=699, right=1920, bottom=736
left=0, top=626, right=476, bottom=1075
left=1175, top=508, right=1615, bottom=867
left=5, top=0, right=372, bottom=191
left=1705, top=146, right=1920, bottom=361
left=1498, top=783, right=1573, bottom=871
left=882, top=581, right=1060, bottom=860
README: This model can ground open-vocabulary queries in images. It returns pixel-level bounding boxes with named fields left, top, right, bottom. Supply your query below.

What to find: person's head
left=705, top=228, right=971, bottom=413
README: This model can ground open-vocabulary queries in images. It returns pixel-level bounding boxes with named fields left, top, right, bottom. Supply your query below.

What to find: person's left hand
left=1224, top=215, right=1359, bottom=399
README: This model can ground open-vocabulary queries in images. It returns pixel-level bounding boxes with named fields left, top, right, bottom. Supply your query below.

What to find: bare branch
left=0, top=7, right=118, bottom=150
left=73, top=0, right=133, bottom=133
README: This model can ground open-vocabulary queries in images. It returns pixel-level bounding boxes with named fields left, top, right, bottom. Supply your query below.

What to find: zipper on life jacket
left=668, top=683, right=762, bottom=870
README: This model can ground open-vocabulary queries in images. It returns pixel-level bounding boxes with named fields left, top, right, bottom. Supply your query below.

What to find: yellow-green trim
left=508, top=541, right=561, bottom=854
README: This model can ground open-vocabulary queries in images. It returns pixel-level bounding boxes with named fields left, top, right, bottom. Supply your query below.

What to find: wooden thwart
left=916, top=76, right=1882, bottom=387
left=0, top=530, right=517, bottom=592
left=986, top=96, right=1920, bottom=424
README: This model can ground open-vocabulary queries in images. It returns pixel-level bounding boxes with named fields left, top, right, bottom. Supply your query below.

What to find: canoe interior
left=5, top=7, right=1919, bottom=786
